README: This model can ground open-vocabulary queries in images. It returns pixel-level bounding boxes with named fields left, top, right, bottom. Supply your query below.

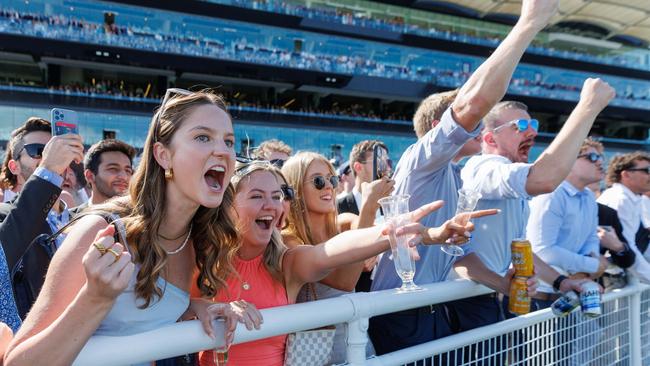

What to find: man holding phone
left=0, top=116, right=84, bottom=318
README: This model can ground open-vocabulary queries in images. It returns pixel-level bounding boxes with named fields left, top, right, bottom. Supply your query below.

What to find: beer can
left=551, top=291, right=580, bottom=317
left=580, top=282, right=602, bottom=318
left=508, top=276, right=530, bottom=315
left=511, top=238, right=534, bottom=277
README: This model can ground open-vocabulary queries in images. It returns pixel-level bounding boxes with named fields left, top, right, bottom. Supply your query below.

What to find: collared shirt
left=598, top=183, right=642, bottom=250
left=371, top=107, right=482, bottom=291
left=527, top=181, right=600, bottom=292
left=598, top=183, right=650, bottom=283
left=460, top=154, right=533, bottom=276
left=33, top=167, right=70, bottom=248
left=0, top=245, right=21, bottom=332
left=642, top=195, right=650, bottom=229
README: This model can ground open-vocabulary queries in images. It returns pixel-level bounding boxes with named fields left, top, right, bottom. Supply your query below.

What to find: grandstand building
left=0, top=0, right=648, bottom=164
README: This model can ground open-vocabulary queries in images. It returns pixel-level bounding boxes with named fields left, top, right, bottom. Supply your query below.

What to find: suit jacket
left=337, top=192, right=359, bottom=215
left=597, top=203, right=636, bottom=269
left=0, top=174, right=61, bottom=318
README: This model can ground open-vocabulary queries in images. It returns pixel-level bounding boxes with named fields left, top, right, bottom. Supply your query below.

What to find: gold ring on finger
left=92, top=242, right=107, bottom=255
left=106, top=248, right=121, bottom=263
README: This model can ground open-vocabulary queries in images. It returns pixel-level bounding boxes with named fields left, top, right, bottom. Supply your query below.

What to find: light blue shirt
left=371, top=107, right=482, bottom=291
left=527, top=181, right=600, bottom=284
left=460, top=154, right=532, bottom=276
left=34, top=167, right=70, bottom=247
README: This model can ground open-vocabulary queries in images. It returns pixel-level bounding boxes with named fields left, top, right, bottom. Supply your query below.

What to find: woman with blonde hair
left=4, top=89, right=256, bottom=365
left=197, top=160, right=489, bottom=365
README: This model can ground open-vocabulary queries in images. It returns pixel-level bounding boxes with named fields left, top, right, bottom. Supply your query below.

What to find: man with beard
left=70, top=139, right=135, bottom=215
left=0, top=117, right=84, bottom=317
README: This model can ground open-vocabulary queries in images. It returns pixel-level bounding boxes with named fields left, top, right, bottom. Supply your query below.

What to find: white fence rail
left=73, top=278, right=650, bottom=366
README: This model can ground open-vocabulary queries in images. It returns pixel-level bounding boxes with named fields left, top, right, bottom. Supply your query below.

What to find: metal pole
left=629, top=276, right=642, bottom=366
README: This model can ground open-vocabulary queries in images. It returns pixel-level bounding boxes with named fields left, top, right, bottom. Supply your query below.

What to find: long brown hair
left=281, top=152, right=338, bottom=245
left=231, top=161, right=287, bottom=283
left=90, top=90, right=239, bottom=307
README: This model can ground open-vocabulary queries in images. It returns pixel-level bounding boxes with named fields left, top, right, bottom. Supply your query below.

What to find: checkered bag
left=284, top=283, right=336, bottom=366
left=284, top=327, right=336, bottom=366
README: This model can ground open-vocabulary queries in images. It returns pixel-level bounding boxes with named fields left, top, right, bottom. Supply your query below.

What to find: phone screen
left=372, top=145, right=390, bottom=180
left=51, top=108, right=79, bottom=135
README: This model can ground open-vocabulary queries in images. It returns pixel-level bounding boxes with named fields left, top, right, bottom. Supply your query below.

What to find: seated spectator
left=0, top=117, right=83, bottom=318
left=0, top=142, right=21, bottom=203
left=3, top=90, right=247, bottom=365
left=197, top=160, right=486, bottom=366
left=335, top=161, right=354, bottom=200
left=254, top=139, right=292, bottom=167
left=70, top=139, right=136, bottom=216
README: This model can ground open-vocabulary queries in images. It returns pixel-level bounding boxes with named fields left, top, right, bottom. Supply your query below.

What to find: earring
left=165, top=168, right=174, bottom=180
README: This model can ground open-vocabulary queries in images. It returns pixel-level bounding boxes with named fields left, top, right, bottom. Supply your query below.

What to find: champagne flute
left=441, top=188, right=482, bottom=256
left=378, top=195, right=423, bottom=293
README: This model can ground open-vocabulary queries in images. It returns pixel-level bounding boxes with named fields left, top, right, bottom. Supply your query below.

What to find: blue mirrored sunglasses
left=493, top=119, right=539, bottom=133
left=578, top=152, right=604, bottom=163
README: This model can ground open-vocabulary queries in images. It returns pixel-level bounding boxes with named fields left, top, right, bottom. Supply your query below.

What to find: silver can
left=551, top=291, right=580, bottom=317
left=579, top=282, right=602, bottom=318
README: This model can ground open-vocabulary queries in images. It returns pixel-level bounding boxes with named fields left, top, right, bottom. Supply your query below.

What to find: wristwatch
left=553, top=275, right=568, bottom=292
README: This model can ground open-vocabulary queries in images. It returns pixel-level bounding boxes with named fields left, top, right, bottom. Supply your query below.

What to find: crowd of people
left=2, top=3, right=650, bottom=111
left=0, top=1, right=649, bottom=365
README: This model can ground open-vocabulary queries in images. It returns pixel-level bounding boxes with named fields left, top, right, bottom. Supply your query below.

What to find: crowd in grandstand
left=213, top=0, right=647, bottom=71
left=2, top=3, right=650, bottom=112
left=1, top=1, right=650, bottom=365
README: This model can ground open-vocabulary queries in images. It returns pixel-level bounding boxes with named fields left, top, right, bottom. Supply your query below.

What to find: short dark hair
left=1, top=117, right=51, bottom=189
left=349, top=140, right=388, bottom=167
left=83, top=139, right=136, bottom=175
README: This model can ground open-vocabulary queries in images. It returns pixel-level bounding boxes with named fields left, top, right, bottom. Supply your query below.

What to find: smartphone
left=50, top=108, right=79, bottom=135
left=372, top=145, right=390, bottom=180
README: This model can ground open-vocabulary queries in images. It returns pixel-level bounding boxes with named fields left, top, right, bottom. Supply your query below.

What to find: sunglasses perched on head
left=15, top=143, right=46, bottom=160
left=154, top=88, right=192, bottom=142
left=578, top=152, right=604, bottom=163
left=269, top=159, right=286, bottom=168
left=626, top=166, right=650, bottom=174
left=310, top=175, right=339, bottom=190
left=492, top=119, right=539, bottom=133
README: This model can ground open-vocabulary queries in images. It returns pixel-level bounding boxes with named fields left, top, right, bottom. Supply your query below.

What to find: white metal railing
left=73, top=278, right=650, bottom=366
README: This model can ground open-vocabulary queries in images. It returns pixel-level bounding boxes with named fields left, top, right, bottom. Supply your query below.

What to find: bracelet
left=553, top=275, right=568, bottom=292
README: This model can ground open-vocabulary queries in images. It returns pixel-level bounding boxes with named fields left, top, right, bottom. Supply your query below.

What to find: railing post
left=346, top=317, right=370, bottom=365
left=629, top=276, right=642, bottom=366
left=344, top=292, right=376, bottom=365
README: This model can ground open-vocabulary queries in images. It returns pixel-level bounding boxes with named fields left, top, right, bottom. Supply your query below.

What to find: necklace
left=164, top=224, right=193, bottom=255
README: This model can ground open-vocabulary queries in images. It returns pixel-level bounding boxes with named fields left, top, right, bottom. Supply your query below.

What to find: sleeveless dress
left=199, top=254, right=290, bottom=366
left=94, top=217, right=190, bottom=366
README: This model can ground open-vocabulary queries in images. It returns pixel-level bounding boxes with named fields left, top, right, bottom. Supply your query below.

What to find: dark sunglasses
left=269, top=159, right=286, bottom=168
left=281, top=184, right=295, bottom=201
left=493, top=119, right=539, bottom=133
left=627, top=166, right=650, bottom=174
left=310, top=175, right=339, bottom=190
left=578, top=152, right=604, bottom=163
left=16, top=143, right=45, bottom=159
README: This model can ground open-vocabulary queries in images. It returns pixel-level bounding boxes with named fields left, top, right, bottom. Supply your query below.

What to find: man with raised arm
left=456, top=79, right=614, bottom=326
left=368, top=0, right=562, bottom=355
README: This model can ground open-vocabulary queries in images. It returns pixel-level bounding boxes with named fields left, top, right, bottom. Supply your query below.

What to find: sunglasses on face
left=493, top=119, right=539, bottom=133
left=16, top=143, right=45, bottom=160
left=578, top=152, right=604, bottom=163
left=281, top=184, right=295, bottom=201
left=310, top=175, right=339, bottom=190
left=627, top=166, right=650, bottom=174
